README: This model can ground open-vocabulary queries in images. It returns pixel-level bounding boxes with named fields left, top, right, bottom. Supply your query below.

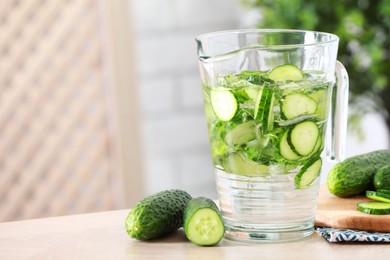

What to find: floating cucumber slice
left=279, top=129, right=301, bottom=161
left=294, top=158, right=322, bottom=189
left=268, top=64, right=304, bottom=82
left=210, top=90, right=237, bottom=121
left=224, top=152, right=269, bottom=177
left=224, top=121, right=256, bottom=146
left=288, top=121, right=319, bottom=156
left=282, top=93, right=317, bottom=120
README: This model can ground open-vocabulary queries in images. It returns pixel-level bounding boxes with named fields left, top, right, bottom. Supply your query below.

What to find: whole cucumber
left=374, top=164, right=390, bottom=190
left=125, top=189, right=192, bottom=240
left=327, top=150, right=390, bottom=197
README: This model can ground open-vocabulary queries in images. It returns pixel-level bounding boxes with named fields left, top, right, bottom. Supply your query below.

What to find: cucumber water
left=202, top=65, right=333, bottom=240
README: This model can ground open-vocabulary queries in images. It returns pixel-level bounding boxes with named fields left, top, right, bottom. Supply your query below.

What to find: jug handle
left=326, top=61, right=349, bottom=162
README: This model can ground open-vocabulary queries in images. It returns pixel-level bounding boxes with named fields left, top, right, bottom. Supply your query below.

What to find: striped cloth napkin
left=316, top=227, right=390, bottom=243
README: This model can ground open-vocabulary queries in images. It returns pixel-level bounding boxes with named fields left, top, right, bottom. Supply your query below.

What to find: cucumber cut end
left=357, top=201, right=390, bottom=215
left=366, top=190, right=390, bottom=203
left=185, top=208, right=225, bottom=246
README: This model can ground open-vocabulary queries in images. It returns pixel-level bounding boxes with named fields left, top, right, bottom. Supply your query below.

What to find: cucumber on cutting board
left=184, top=197, right=225, bottom=246
left=366, top=190, right=390, bottom=203
left=373, top=164, right=390, bottom=190
left=357, top=202, right=390, bottom=215
left=327, top=150, right=390, bottom=197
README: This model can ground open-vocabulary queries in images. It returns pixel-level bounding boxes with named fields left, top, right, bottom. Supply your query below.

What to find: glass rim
left=196, top=28, right=339, bottom=45
left=196, top=29, right=339, bottom=59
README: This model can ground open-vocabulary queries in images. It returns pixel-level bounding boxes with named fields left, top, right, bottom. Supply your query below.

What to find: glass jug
left=196, top=29, right=349, bottom=242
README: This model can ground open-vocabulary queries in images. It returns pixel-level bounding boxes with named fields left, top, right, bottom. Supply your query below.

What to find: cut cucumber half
left=366, top=190, right=390, bottom=203
left=224, top=152, right=269, bottom=177
left=224, top=121, right=256, bottom=146
left=294, top=158, right=322, bottom=189
left=210, top=90, right=237, bottom=121
left=279, top=130, right=301, bottom=161
left=268, top=64, right=304, bottom=82
left=184, top=197, right=225, bottom=246
left=288, top=121, right=319, bottom=156
left=282, top=93, right=317, bottom=120
left=357, top=201, right=390, bottom=215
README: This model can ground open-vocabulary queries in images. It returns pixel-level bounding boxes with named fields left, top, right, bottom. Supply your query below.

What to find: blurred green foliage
left=242, top=0, right=390, bottom=138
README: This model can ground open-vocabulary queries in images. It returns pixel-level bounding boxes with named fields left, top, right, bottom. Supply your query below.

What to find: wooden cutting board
left=315, top=185, right=390, bottom=232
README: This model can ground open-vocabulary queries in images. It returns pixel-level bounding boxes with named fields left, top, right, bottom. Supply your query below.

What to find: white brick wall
left=130, top=0, right=243, bottom=197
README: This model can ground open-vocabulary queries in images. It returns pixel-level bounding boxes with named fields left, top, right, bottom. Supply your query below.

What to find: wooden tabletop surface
left=1, top=206, right=390, bottom=260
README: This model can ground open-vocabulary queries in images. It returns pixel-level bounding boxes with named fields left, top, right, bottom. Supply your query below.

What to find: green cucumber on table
left=183, top=197, right=225, bottom=246
left=125, top=189, right=192, bottom=240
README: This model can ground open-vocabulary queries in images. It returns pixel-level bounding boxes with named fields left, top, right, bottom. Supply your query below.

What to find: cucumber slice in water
left=268, top=64, right=304, bottom=82
left=282, top=93, right=317, bottom=120
left=294, top=158, right=322, bottom=189
left=288, top=121, right=319, bottom=156
left=357, top=201, right=390, bottom=215
left=184, top=197, right=225, bottom=246
left=224, top=121, right=256, bottom=146
left=257, top=87, right=274, bottom=132
left=224, top=152, right=269, bottom=177
left=366, top=190, right=390, bottom=203
left=279, top=129, right=301, bottom=161
left=253, top=87, right=263, bottom=119
left=210, top=90, right=237, bottom=121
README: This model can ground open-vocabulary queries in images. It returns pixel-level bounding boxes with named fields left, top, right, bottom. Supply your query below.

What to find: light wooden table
left=1, top=209, right=389, bottom=260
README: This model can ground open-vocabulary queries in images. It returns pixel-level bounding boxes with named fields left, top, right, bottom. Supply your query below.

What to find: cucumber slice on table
left=357, top=202, right=390, bottom=215
left=184, top=197, right=225, bottom=246
left=294, top=158, right=322, bottom=189
left=288, top=121, right=319, bottom=156
left=210, top=90, right=237, bottom=121
left=366, top=190, right=390, bottom=203
left=282, top=93, right=317, bottom=119
left=268, top=64, right=304, bottom=82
